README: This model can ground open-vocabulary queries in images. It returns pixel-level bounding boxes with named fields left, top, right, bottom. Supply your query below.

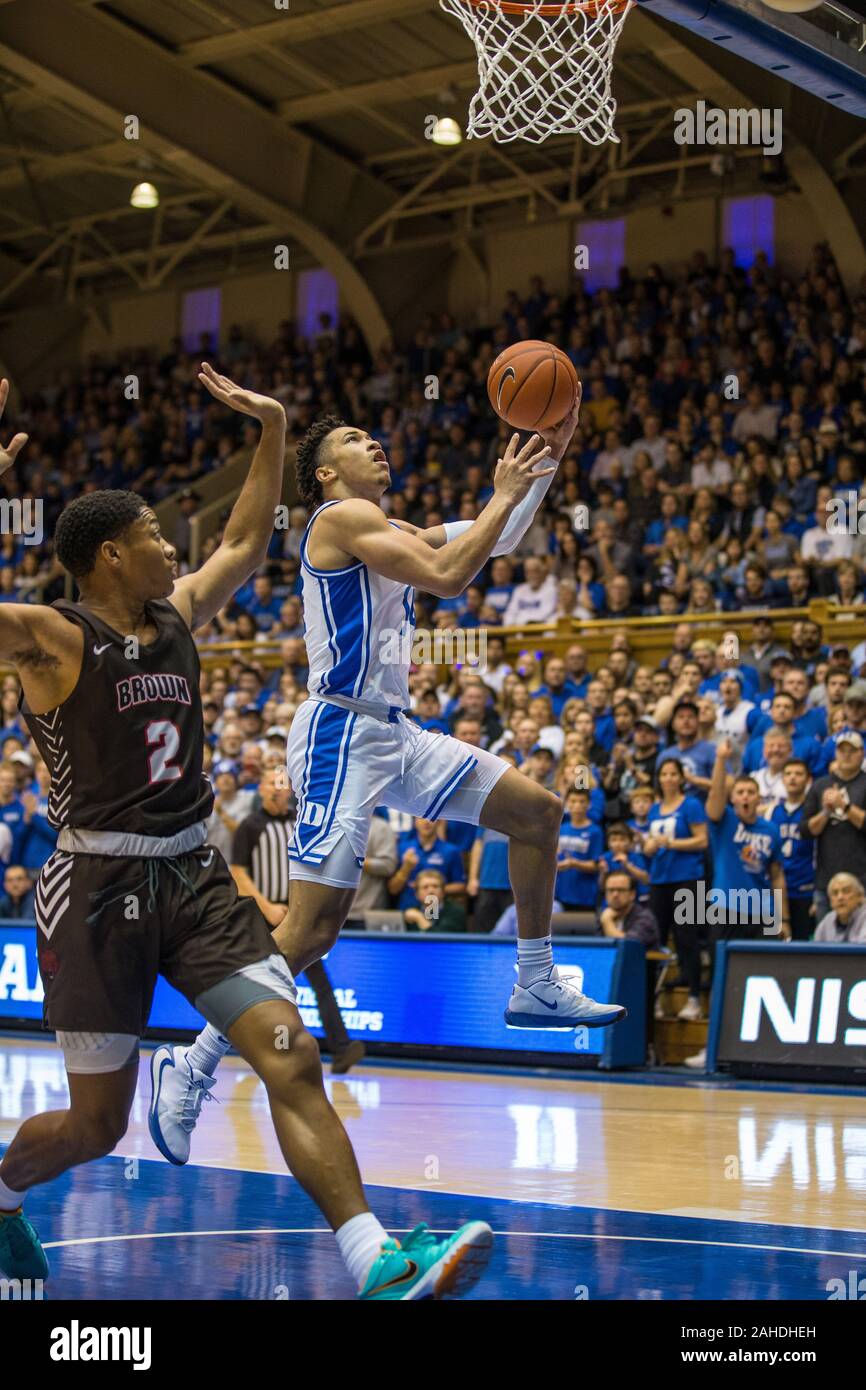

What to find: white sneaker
left=551, top=963, right=584, bottom=993
left=148, top=1044, right=216, bottom=1165
left=505, top=972, right=626, bottom=1030
left=684, top=1047, right=707, bottom=1070
left=677, top=997, right=702, bottom=1022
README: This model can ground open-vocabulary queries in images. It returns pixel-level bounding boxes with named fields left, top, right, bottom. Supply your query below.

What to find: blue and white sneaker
left=505, top=969, right=626, bottom=1030
left=148, top=1045, right=216, bottom=1165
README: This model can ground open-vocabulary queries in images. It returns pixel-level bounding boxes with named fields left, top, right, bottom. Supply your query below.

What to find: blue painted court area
left=9, top=1152, right=863, bottom=1301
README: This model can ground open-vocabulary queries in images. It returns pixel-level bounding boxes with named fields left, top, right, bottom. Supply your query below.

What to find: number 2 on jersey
left=146, top=720, right=182, bottom=782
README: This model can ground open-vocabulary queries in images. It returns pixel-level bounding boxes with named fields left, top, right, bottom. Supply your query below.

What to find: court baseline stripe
left=41, top=1228, right=866, bottom=1259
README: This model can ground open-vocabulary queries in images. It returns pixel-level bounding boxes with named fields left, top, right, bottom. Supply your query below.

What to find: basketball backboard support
left=639, top=0, right=866, bottom=117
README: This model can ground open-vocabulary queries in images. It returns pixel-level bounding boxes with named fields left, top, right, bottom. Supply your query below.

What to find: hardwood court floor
left=1, top=1036, right=864, bottom=1299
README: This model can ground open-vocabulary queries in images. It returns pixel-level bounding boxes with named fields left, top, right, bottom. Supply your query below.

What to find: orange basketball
left=487, top=340, right=578, bottom=432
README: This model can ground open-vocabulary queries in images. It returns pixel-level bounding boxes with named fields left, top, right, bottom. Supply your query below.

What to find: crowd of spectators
left=3, top=240, right=866, bottom=1070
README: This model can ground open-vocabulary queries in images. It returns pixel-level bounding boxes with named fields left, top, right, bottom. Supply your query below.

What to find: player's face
left=124, top=511, right=177, bottom=597
left=325, top=427, right=390, bottom=498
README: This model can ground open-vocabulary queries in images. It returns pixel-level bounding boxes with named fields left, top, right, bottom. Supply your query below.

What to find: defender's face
left=323, top=427, right=390, bottom=498
left=118, top=511, right=177, bottom=598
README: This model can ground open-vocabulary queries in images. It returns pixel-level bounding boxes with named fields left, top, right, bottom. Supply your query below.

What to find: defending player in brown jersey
left=0, top=371, right=493, bottom=1301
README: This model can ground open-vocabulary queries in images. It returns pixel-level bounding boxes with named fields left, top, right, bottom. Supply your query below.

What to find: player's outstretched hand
left=538, top=379, right=583, bottom=456
left=198, top=362, right=286, bottom=425
left=493, top=431, right=554, bottom=503
left=0, top=379, right=28, bottom=478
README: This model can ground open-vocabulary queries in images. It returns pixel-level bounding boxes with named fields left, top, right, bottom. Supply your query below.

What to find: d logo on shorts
left=302, top=801, right=326, bottom=827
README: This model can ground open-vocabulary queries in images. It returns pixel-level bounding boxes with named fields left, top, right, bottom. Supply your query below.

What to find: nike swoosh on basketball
left=93, top=642, right=111, bottom=655
left=527, top=992, right=558, bottom=1010
left=496, top=365, right=516, bottom=411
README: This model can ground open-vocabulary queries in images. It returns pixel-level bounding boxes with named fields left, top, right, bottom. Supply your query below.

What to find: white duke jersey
left=300, top=499, right=416, bottom=710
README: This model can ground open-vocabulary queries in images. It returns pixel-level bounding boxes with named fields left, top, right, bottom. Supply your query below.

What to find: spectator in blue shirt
left=743, top=691, right=823, bottom=774
left=643, top=757, right=709, bottom=1018
left=0, top=864, right=34, bottom=919
left=555, top=789, right=604, bottom=910
left=21, top=766, right=57, bottom=875
left=388, top=817, right=466, bottom=912
left=655, top=700, right=716, bottom=799
left=0, top=761, right=27, bottom=864
left=536, top=656, right=582, bottom=719
left=781, top=667, right=827, bottom=741
left=468, top=825, right=512, bottom=933
left=483, top=556, right=515, bottom=618
left=599, top=822, right=650, bottom=903
left=414, top=688, right=449, bottom=735
left=626, top=785, right=654, bottom=843
left=706, top=739, right=789, bottom=945
left=492, top=897, right=564, bottom=936
left=767, top=758, right=815, bottom=942
left=247, top=573, right=283, bottom=632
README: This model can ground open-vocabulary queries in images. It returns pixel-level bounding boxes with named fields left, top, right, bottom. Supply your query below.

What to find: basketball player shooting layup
left=150, top=372, right=626, bottom=1166
left=0, top=371, right=495, bottom=1301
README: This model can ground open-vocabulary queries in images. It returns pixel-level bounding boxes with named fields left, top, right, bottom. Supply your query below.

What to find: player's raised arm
left=330, top=432, right=555, bottom=597
left=408, top=384, right=582, bottom=553
left=0, top=380, right=83, bottom=687
left=171, top=363, right=286, bottom=630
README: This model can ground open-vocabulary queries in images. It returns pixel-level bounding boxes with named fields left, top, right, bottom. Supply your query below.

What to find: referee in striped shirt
left=231, top=766, right=364, bottom=1074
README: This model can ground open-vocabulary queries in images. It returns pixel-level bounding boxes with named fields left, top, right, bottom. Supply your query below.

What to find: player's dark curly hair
left=55, top=490, right=149, bottom=578
left=295, top=414, right=347, bottom=510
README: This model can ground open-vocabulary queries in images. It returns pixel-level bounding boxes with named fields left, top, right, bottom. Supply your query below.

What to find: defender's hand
left=0, top=379, right=28, bottom=478
left=198, top=362, right=286, bottom=425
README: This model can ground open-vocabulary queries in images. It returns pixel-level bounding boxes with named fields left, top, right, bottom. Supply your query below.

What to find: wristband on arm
left=442, top=461, right=559, bottom=556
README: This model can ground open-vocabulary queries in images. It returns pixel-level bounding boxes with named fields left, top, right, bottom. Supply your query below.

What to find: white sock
left=517, top=935, right=554, bottom=987
left=185, top=1024, right=231, bottom=1077
left=0, top=1174, right=27, bottom=1211
left=335, top=1211, right=390, bottom=1290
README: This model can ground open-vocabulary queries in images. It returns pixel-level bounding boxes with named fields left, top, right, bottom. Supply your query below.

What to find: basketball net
left=439, top=0, right=633, bottom=146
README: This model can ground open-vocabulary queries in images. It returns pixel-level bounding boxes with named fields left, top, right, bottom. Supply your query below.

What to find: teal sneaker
left=0, top=1209, right=49, bottom=1281
left=359, top=1220, right=493, bottom=1301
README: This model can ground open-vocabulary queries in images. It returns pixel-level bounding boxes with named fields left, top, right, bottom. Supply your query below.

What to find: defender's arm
left=170, top=364, right=286, bottom=631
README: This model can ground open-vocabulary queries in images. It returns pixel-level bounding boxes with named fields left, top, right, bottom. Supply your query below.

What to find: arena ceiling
left=0, top=0, right=863, bottom=313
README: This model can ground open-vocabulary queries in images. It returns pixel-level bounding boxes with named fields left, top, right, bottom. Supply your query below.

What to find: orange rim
left=461, top=0, right=630, bottom=14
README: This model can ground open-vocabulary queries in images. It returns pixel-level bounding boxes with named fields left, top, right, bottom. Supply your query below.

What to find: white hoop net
left=439, top=0, right=633, bottom=145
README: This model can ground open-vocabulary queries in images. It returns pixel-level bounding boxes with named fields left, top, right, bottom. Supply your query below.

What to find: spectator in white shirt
left=814, top=872, right=866, bottom=943
left=714, top=672, right=756, bottom=765
left=502, top=556, right=558, bottom=625
left=630, top=413, right=667, bottom=470
left=474, top=633, right=512, bottom=694
left=731, top=385, right=781, bottom=444
left=754, top=732, right=792, bottom=807
left=800, top=493, right=854, bottom=569
left=590, top=430, right=632, bottom=486
left=690, top=443, right=733, bottom=492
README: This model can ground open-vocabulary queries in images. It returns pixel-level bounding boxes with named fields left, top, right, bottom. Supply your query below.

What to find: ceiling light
left=130, top=181, right=159, bottom=209
left=431, top=117, right=462, bottom=147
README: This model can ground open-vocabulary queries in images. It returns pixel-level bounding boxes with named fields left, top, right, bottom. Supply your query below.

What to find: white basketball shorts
left=287, top=699, right=508, bottom=888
